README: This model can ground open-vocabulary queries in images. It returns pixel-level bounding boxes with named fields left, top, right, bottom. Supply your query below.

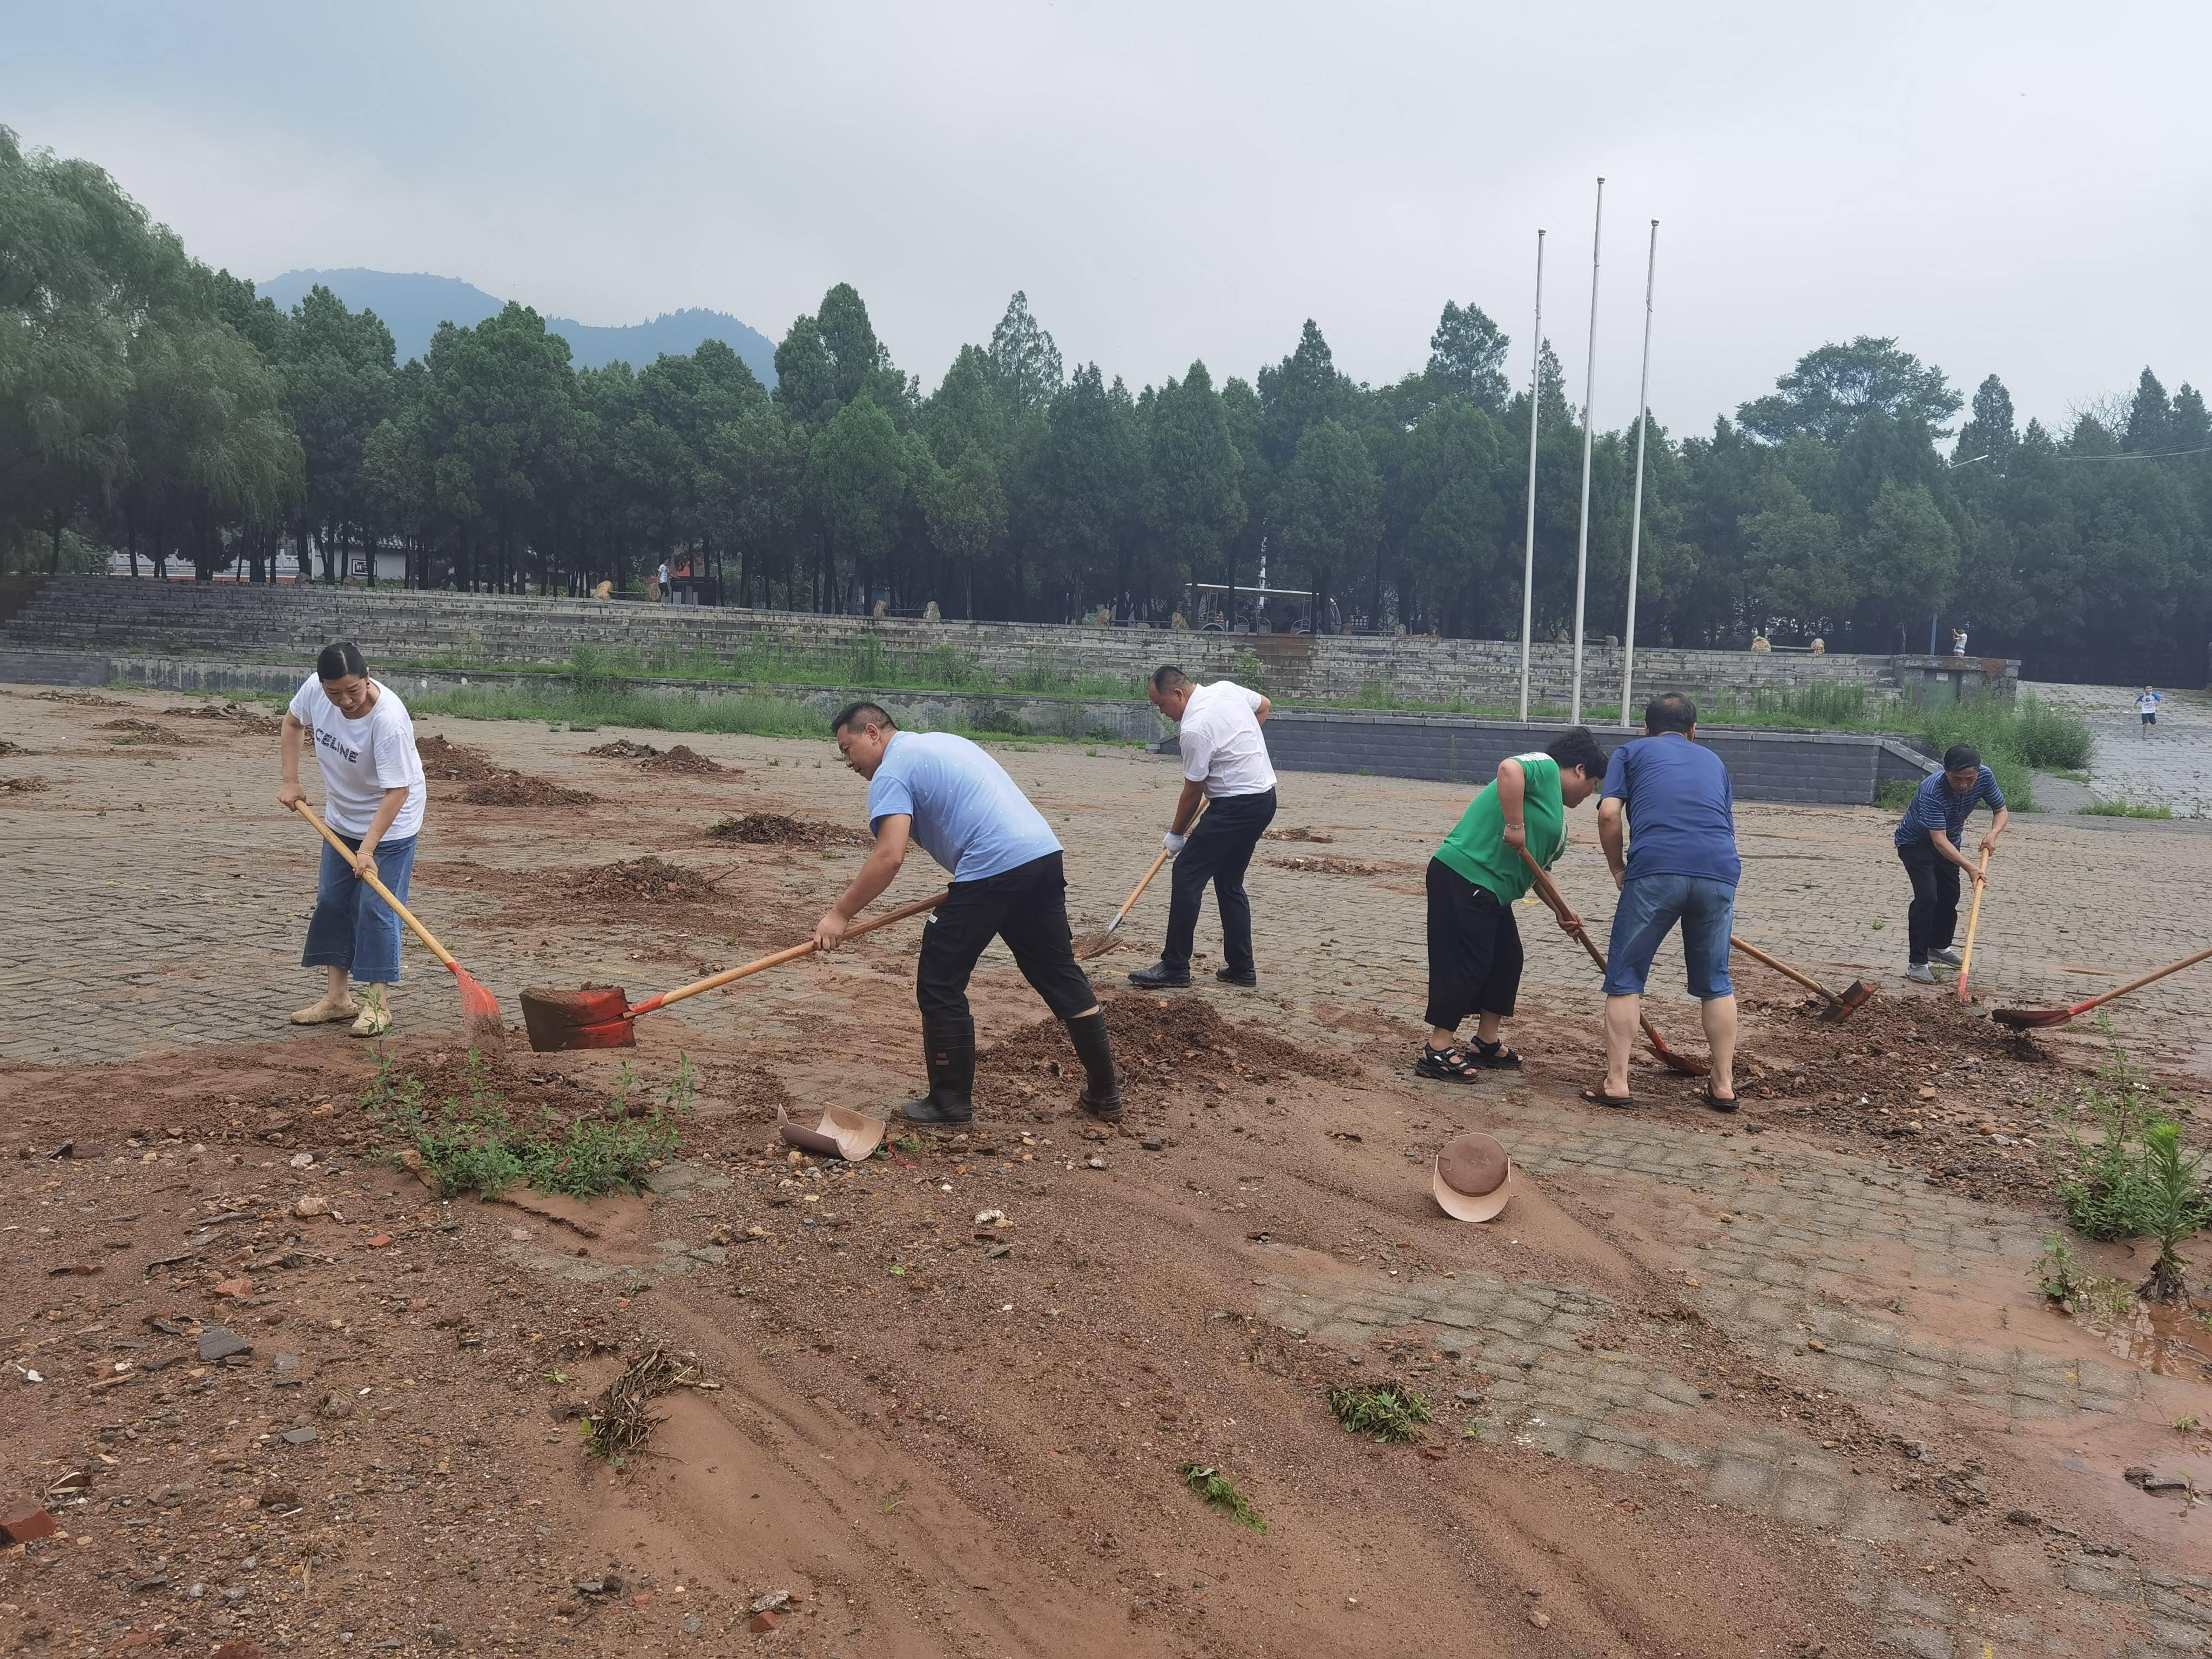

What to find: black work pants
left=916, top=852, right=1096, bottom=1024
left=1424, top=858, right=1523, bottom=1030
left=1896, top=839, right=1960, bottom=964
left=1162, top=788, right=1277, bottom=975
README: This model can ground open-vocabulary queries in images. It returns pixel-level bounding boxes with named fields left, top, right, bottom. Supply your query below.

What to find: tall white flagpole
left=1517, top=228, right=1546, bottom=722
left=1569, top=177, right=1603, bottom=724
left=1620, top=219, right=1658, bottom=729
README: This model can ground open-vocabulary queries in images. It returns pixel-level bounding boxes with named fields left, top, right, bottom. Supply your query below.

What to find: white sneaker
left=1905, top=962, right=1936, bottom=984
left=1928, top=947, right=1963, bottom=967
left=291, top=990, right=360, bottom=1026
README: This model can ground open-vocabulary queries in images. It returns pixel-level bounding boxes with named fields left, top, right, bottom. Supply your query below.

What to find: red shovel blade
left=520, top=985, right=637, bottom=1051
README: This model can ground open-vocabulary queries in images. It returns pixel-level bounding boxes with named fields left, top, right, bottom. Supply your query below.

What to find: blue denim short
left=302, top=832, right=417, bottom=984
left=1602, top=873, right=1736, bottom=999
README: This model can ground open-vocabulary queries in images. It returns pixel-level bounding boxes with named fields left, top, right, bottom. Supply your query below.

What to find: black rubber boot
left=1065, top=1009, right=1122, bottom=1120
left=901, top=1017, right=975, bottom=1124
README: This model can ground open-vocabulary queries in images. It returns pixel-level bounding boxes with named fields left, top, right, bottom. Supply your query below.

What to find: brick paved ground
left=2028, top=682, right=2212, bottom=819
left=4, top=679, right=2210, bottom=1657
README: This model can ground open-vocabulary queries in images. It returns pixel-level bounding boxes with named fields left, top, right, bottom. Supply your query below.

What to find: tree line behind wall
left=4, top=126, right=2208, bottom=675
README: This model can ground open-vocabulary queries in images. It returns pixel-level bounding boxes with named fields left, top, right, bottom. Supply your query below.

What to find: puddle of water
left=2093, top=1295, right=2212, bottom=1377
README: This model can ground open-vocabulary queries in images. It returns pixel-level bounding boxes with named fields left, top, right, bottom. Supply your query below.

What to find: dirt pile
left=569, top=856, right=722, bottom=906
left=586, top=738, right=661, bottom=759
left=1272, top=855, right=1381, bottom=876
left=707, top=812, right=865, bottom=847
left=642, top=744, right=727, bottom=775
left=162, top=702, right=284, bottom=735
left=0, top=739, right=29, bottom=756
left=34, top=690, right=126, bottom=706
left=414, top=733, right=504, bottom=780
left=461, top=774, right=598, bottom=807
left=1, top=775, right=49, bottom=794
left=1264, top=826, right=1336, bottom=844
left=97, top=717, right=193, bottom=746
left=975, top=992, right=1354, bottom=1118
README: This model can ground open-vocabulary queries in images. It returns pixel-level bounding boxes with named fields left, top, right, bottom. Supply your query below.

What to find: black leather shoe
left=1215, top=967, right=1257, bottom=988
left=1127, top=961, right=1191, bottom=988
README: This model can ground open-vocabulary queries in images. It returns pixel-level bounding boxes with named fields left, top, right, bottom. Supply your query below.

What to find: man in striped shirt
left=1893, top=743, right=2008, bottom=984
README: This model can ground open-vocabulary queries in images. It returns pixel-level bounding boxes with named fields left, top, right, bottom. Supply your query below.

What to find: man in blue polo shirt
left=1894, top=743, right=2007, bottom=983
left=814, top=702, right=1121, bottom=1125
left=1592, top=692, right=1742, bottom=1111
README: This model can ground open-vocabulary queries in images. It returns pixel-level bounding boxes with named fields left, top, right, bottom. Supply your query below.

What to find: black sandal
left=1581, top=1085, right=1638, bottom=1110
left=1469, top=1036, right=1523, bottom=1069
left=1415, top=1044, right=1482, bottom=1082
left=1701, top=1084, right=1739, bottom=1114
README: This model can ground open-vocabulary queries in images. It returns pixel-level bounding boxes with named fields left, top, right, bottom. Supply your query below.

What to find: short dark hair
left=316, top=640, right=368, bottom=682
left=1546, top=725, right=1608, bottom=778
left=831, top=700, right=896, bottom=736
left=1150, top=665, right=1191, bottom=693
left=1943, top=743, right=1980, bottom=772
left=1644, top=692, right=1697, bottom=735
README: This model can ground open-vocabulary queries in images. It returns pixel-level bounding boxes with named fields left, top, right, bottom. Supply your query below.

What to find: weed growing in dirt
left=1180, top=1464, right=1268, bottom=1533
left=1327, top=1382, right=1433, bottom=1443
left=2050, top=1026, right=2209, bottom=1255
left=2032, top=1236, right=2082, bottom=1307
left=364, top=1050, right=698, bottom=1198
left=2137, top=1118, right=2210, bottom=1303
left=2082, top=799, right=2175, bottom=819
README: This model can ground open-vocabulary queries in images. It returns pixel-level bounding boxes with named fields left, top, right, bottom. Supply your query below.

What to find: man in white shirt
left=275, top=641, right=429, bottom=1036
left=1130, top=666, right=1277, bottom=989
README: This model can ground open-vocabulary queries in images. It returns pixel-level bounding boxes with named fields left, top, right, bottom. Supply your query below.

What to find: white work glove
left=1162, top=831, right=1187, bottom=853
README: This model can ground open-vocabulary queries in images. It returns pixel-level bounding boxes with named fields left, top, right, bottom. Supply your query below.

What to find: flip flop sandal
left=1580, top=1086, right=1638, bottom=1110
left=1701, top=1085, right=1739, bottom=1114
left=1469, top=1036, right=1523, bottom=1069
left=1414, top=1045, right=1482, bottom=1082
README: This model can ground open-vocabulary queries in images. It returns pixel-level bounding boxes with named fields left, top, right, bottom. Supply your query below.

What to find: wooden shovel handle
left=1516, top=847, right=1702, bottom=1069
left=632, top=891, right=948, bottom=1017
left=2071, top=944, right=2212, bottom=1017
left=292, top=799, right=457, bottom=969
left=1955, top=847, right=1991, bottom=1000
left=1112, top=800, right=1208, bottom=928
left=1729, top=934, right=1832, bottom=998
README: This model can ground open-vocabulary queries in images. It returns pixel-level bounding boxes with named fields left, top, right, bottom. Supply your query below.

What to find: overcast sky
left=8, top=0, right=2207, bottom=435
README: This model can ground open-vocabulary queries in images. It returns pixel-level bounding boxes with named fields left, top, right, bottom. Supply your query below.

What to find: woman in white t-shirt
left=275, top=642, right=429, bottom=1037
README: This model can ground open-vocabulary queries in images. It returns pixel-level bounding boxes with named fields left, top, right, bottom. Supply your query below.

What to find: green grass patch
left=1873, top=779, right=1917, bottom=811
left=2081, top=799, right=2174, bottom=819
left=2047, top=767, right=2092, bottom=785
left=362, top=1049, right=698, bottom=1198
left=1179, top=1463, right=1269, bottom=1533
left=406, top=680, right=822, bottom=738
left=1326, top=1381, right=1433, bottom=1442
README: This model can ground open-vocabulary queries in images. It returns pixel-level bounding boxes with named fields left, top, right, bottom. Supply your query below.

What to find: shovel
left=1955, top=847, right=1992, bottom=1002
left=1515, top=849, right=1709, bottom=1077
left=519, top=891, right=946, bottom=1051
left=1729, top=935, right=1876, bottom=1022
left=1991, top=945, right=2212, bottom=1031
left=290, top=799, right=504, bottom=1043
left=1073, top=802, right=1208, bottom=961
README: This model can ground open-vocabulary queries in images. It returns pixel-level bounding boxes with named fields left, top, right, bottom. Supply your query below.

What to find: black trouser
left=1896, top=839, right=1960, bottom=964
left=916, top=852, right=1096, bottom=1023
left=1424, top=858, right=1523, bottom=1030
left=1162, top=787, right=1277, bottom=975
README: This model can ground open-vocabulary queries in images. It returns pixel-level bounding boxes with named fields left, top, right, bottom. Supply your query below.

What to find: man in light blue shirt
left=814, top=703, right=1120, bottom=1125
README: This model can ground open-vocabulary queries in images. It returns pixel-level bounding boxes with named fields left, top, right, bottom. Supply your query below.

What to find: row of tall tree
left=5, top=126, right=2209, bottom=669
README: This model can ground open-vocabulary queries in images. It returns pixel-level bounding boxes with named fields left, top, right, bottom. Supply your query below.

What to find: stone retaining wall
left=0, top=576, right=2016, bottom=710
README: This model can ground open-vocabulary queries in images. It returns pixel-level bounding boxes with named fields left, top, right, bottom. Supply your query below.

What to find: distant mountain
left=254, top=268, right=779, bottom=385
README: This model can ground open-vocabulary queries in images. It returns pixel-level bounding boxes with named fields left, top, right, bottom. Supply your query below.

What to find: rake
left=1516, top=849, right=1709, bottom=1077
left=290, top=799, right=504, bottom=1044
left=518, top=892, right=946, bottom=1051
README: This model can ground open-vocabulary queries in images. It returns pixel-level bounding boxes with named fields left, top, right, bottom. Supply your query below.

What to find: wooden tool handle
left=2075, top=944, right=2212, bottom=1016
left=633, top=891, right=948, bottom=1016
left=1112, top=801, right=1206, bottom=929
left=1955, top=848, right=1991, bottom=1000
left=1515, top=848, right=1610, bottom=976
left=1730, top=935, right=1831, bottom=997
left=292, top=799, right=457, bottom=969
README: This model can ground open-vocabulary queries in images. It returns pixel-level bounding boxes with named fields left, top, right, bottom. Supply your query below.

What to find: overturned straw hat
left=1432, top=1131, right=1514, bottom=1223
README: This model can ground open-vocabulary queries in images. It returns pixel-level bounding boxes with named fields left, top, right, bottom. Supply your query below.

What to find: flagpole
left=1517, top=227, right=1545, bottom=722
left=1620, top=219, right=1658, bottom=729
left=1569, top=177, right=1603, bottom=724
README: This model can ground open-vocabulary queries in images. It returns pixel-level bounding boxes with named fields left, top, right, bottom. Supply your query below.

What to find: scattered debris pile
left=586, top=739, right=661, bottom=759
left=1264, top=826, right=1337, bottom=844
left=461, top=774, right=599, bottom=807
left=584, top=1348, right=711, bottom=1465
left=162, top=702, right=284, bottom=735
left=707, top=812, right=866, bottom=848
left=1273, top=855, right=1381, bottom=876
left=0, top=739, right=29, bottom=756
left=96, top=717, right=191, bottom=746
left=0, top=775, right=46, bottom=794
left=415, top=734, right=505, bottom=780
left=569, top=857, right=721, bottom=906
left=34, top=690, right=126, bottom=706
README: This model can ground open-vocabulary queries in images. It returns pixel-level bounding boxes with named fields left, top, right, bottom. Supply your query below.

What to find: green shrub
left=2082, top=799, right=2173, bottom=819
left=1326, top=1382, right=1432, bottom=1442
left=2012, top=696, right=2095, bottom=771
left=2050, top=1027, right=2209, bottom=1263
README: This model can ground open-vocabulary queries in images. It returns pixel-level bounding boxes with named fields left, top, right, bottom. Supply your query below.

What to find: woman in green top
left=1418, top=727, right=1609, bottom=1081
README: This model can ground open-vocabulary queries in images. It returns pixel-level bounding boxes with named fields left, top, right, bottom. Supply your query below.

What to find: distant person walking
left=276, top=642, right=429, bottom=1038
left=1130, top=666, right=1277, bottom=990
left=1590, top=694, right=1742, bottom=1112
left=656, top=561, right=671, bottom=602
left=1894, top=744, right=2007, bottom=984
left=2138, top=685, right=2163, bottom=735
